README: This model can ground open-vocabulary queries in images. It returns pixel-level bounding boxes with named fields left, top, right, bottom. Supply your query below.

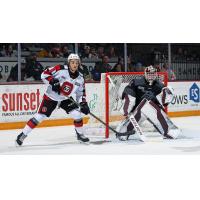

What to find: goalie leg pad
left=140, top=100, right=169, bottom=136
left=116, top=117, right=134, bottom=140
left=116, top=117, right=130, bottom=133
left=116, top=99, right=147, bottom=134
left=140, top=100, right=180, bottom=138
left=134, top=98, right=148, bottom=122
left=116, top=99, right=149, bottom=141
left=167, top=128, right=181, bottom=139
left=148, top=101, right=169, bottom=136
left=116, top=99, right=149, bottom=134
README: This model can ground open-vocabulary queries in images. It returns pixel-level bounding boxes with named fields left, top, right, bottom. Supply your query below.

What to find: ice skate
left=75, top=130, right=89, bottom=143
left=15, top=132, right=27, bottom=146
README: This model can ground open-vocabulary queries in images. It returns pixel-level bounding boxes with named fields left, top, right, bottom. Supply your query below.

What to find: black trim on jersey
left=68, top=67, right=79, bottom=79
left=78, top=71, right=83, bottom=77
left=59, top=65, right=65, bottom=70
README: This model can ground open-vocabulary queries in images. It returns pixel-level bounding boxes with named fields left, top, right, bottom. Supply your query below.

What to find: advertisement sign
left=168, top=81, right=200, bottom=112
left=0, top=81, right=200, bottom=124
left=0, top=83, right=103, bottom=123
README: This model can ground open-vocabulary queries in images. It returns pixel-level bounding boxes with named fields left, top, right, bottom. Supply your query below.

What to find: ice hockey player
left=16, top=53, right=90, bottom=146
left=116, top=65, right=181, bottom=140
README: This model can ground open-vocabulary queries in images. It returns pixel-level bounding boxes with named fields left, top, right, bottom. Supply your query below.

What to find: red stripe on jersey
left=46, top=76, right=53, bottom=82
left=43, top=94, right=51, bottom=100
left=43, top=70, right=51, bottom=75
left=74, top=120, right=83, bottom=127
left=42, top=70, right=52, bottom=81
left=27, top=120, right=37, bottom=129
left=49, top=65, right=61, bottom=73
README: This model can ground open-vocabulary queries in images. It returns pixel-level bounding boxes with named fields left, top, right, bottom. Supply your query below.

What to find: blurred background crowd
left=0, top=43, right=200, bottom=82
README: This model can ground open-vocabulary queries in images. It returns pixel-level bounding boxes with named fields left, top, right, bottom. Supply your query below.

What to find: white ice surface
left=0, top=116, right=200, bottom=154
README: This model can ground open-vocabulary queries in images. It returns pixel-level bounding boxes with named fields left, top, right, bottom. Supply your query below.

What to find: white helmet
left=144, top=65, right=157, bottom=85
left=67, top=53, right=80, bottom=63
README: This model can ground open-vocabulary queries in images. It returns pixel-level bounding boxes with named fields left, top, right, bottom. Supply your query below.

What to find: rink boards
left=0, top=81, right=200, bottom=130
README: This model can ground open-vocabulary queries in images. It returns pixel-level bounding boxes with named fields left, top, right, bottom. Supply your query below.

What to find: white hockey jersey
left=41, top=64, right=86, bottom=103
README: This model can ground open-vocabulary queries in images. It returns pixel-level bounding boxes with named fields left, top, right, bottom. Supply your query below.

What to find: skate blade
left=15, top=141, right=22, bottom=147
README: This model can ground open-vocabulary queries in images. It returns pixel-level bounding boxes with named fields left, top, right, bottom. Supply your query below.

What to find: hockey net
left=85, top=72, right=168, bottom=138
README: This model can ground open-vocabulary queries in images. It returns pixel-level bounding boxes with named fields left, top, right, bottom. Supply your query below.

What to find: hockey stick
left=68, top=97, right=135, bottom=138
left=128, top=114, right=146, bottom=142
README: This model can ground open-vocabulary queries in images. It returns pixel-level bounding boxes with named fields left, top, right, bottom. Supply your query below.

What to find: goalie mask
left=144, top=66, right=158, bottom=85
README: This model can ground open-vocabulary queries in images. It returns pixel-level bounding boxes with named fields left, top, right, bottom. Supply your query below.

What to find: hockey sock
left=74, top=119, right=83, bottom=134
left=22, top=113, right=46, bottom=135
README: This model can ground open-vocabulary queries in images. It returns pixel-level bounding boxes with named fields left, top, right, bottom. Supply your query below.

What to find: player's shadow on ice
left=0, top=139, right=112, bottom=154
left=0, top=142, right=76, bottom=154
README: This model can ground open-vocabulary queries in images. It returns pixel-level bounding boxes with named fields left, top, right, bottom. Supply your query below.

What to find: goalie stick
left=128, top=113, right=146, bottom=142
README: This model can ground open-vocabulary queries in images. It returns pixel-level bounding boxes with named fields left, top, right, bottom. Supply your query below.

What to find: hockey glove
left=62, top=97, right=79, bottom=113
left=142, top=91, right=155, bottom=101
left=49, top=78, right=60, bottom=94
left=80, top=102, right=90, bottom=115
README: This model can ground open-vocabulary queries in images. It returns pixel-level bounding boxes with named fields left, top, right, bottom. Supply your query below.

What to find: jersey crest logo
left=60, top=81, right=74, bottom=96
